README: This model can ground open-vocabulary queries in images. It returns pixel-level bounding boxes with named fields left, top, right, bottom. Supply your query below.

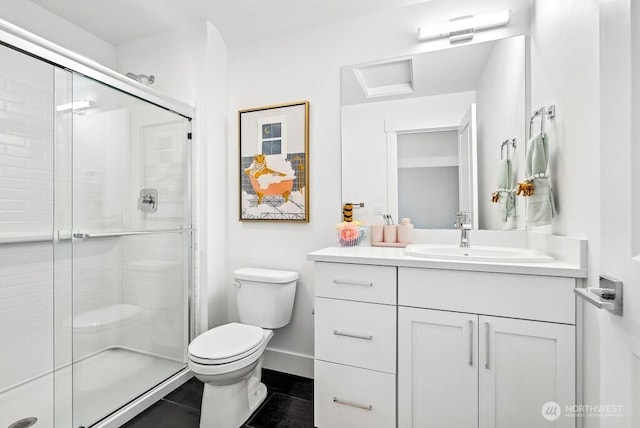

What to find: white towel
left=525, top=133, right=555, bottom=226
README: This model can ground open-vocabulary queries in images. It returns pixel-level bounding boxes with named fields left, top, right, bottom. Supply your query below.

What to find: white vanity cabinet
left=398, top=267, right=576, bottom=428
left=313, top=262, right=397, bottom=428
left=309, top=245, right=584, bottom=428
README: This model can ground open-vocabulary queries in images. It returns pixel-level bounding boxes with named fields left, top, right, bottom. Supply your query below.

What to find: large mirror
left=341, top=35, right=527, bottom=230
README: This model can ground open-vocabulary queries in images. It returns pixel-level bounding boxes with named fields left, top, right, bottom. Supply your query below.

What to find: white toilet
left=188, top=267, right=298, bottom=428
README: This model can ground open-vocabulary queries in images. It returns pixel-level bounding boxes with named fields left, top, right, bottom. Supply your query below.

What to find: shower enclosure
left=0, top=21, right=194, bottom=428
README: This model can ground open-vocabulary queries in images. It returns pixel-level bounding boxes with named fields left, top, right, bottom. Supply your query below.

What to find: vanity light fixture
left=55, top=100, right=94, bottom=112
left=417, top=10, right=510, bottom=43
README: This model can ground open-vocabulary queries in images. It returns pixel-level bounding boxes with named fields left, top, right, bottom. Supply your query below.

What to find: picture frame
left=238, top=101, right=309, bottom=222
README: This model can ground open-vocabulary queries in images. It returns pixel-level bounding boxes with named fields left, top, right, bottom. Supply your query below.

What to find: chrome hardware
left=468, top=319, right=473, bottom=366
left=455, top=212, right=472, bottom=248
left=138, top=188, right=158, bottom=212
left=529, top=104, right=556, bottom=139
left=8, top=417, right=38, bottom=428
left=333, top=329, right=373, bottom=340
left=333, top=279, right=373, bottom=287
left=72, top=231, right=90, bottom=240
left=333, top=397, right=373, bottom=411
left=500, top=138, right=517, bottom=160
left=77, top=228, right=190, bottom=239
left=0, top=228, right=191, bottom=245
left=484, top=322, right=491, bottom=369
left=574, top=275, right=623, bottom=316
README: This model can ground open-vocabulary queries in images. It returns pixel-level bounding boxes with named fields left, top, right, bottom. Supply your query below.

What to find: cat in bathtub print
left=244, top=154, right=294, bottom=204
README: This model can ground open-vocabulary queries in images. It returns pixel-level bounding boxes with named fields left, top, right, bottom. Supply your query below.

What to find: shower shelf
left=65, top=304, right=145, bottom=331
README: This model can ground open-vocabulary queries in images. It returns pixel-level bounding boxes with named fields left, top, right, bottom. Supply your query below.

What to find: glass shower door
left=70, top=73, right=191, bottom=427
left=0, top=41, right=57, bottom=428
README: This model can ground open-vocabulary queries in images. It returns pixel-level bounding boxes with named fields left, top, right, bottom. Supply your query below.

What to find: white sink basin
left=404, top=244, right=554, bottom=263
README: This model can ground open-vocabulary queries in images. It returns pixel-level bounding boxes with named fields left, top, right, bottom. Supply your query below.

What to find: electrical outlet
left=373, top=204, right=384, bottom=215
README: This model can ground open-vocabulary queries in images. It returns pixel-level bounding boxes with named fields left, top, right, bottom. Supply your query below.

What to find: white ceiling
left=29, top=0, right=430, bottom=46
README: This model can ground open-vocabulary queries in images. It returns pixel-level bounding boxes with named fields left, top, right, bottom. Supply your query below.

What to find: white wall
left=0, top=0, right=117, bottom=68
left=117, top=21, right=229, bottom=334
left=226, top=0, right=530, bottom=377
left=529, top=0, right=601, bottom=424
left=476, top=36, right=527, bottom=231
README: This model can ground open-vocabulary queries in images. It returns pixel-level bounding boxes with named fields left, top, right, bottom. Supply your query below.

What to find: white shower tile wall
left=122, top=233, right=186, bottom=362
left=127, top=107, right=188, bottom=231
left=73, top=108, right=128, bottom=232
left=140, top=121, right=186, bottom=222
left=0, top=44, right=54, bottom=235
left=0, top=45, right=56, bottom=394
left=120, top=111, right=189, bottom=362
left=0, top=243, right=53, bottom=392
left=71, top=238, right=124, bottom=359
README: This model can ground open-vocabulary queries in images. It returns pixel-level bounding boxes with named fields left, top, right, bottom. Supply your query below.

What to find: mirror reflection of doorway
left=397, top=130, right=459, bottom=229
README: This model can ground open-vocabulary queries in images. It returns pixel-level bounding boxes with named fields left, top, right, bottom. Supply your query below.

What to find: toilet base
left=246, top=375, right=268, bottom=412
left=199, top=366, right=268, bottom=428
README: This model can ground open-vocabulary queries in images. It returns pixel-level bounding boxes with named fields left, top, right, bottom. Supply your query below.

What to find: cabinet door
left=398, top=307, right=478, bottom=428
left=478, top=316, right=575, bottom=428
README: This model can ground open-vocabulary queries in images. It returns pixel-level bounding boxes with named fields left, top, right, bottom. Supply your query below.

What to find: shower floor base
left=0, top=347, right=185, bottom=428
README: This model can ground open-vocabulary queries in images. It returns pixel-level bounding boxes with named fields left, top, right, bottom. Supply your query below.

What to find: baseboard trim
left=263, top=347, right=314, bottom=379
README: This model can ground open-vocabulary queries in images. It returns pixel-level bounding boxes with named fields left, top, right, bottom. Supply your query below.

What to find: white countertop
left=307, top=245, right=587, bottom=278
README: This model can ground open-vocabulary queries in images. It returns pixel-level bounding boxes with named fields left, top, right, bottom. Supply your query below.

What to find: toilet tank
left=233, top=267, right=298, bottom=329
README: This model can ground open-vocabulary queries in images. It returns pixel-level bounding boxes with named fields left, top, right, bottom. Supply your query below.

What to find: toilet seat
left=188, top=322, right=265, bottom=365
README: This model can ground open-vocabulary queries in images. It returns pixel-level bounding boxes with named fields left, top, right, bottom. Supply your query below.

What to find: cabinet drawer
left=315, top=297, right=396, bottom=373
left=399, top=267, right=576, bottom=324
left=315, top=360, right=395, bottom=428
left=314, top=262, right=396, bottom=304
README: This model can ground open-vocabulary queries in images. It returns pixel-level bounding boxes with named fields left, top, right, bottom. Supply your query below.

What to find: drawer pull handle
left=333, top=279, right=373, bottom=287
left=485, top=321, right=491, bottom=370
left=333, top=329, right=373, bottom=340
left=333, top=397, right=373, bottom=411
left=468, top=319, right=473, bottom=366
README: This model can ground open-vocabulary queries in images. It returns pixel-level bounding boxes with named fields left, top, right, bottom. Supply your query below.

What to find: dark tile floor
left=122, top=369, right=314, bottom=428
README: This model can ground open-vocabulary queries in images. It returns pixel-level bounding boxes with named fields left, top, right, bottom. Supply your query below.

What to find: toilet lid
left=188, top=323, right=264, bottom=364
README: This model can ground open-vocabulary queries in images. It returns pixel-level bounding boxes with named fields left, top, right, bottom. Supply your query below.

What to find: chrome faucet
left=455, top=212, right=472, bottom=248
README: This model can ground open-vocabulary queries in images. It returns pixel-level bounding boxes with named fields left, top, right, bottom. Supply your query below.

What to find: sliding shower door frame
left=0, top=17, right=197, bottom=428
left=0, top=18, right=194, bottom=119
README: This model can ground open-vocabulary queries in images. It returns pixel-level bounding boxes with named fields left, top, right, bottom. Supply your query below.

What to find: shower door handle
left=72, top=231, right=90, bottom=240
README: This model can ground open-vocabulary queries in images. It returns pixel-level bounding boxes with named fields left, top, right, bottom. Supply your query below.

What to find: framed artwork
left=238, top=101, right=309, bottom=222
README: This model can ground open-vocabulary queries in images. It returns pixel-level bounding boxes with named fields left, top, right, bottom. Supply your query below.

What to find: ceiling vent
left=353, top=58, right=414, bottom=99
